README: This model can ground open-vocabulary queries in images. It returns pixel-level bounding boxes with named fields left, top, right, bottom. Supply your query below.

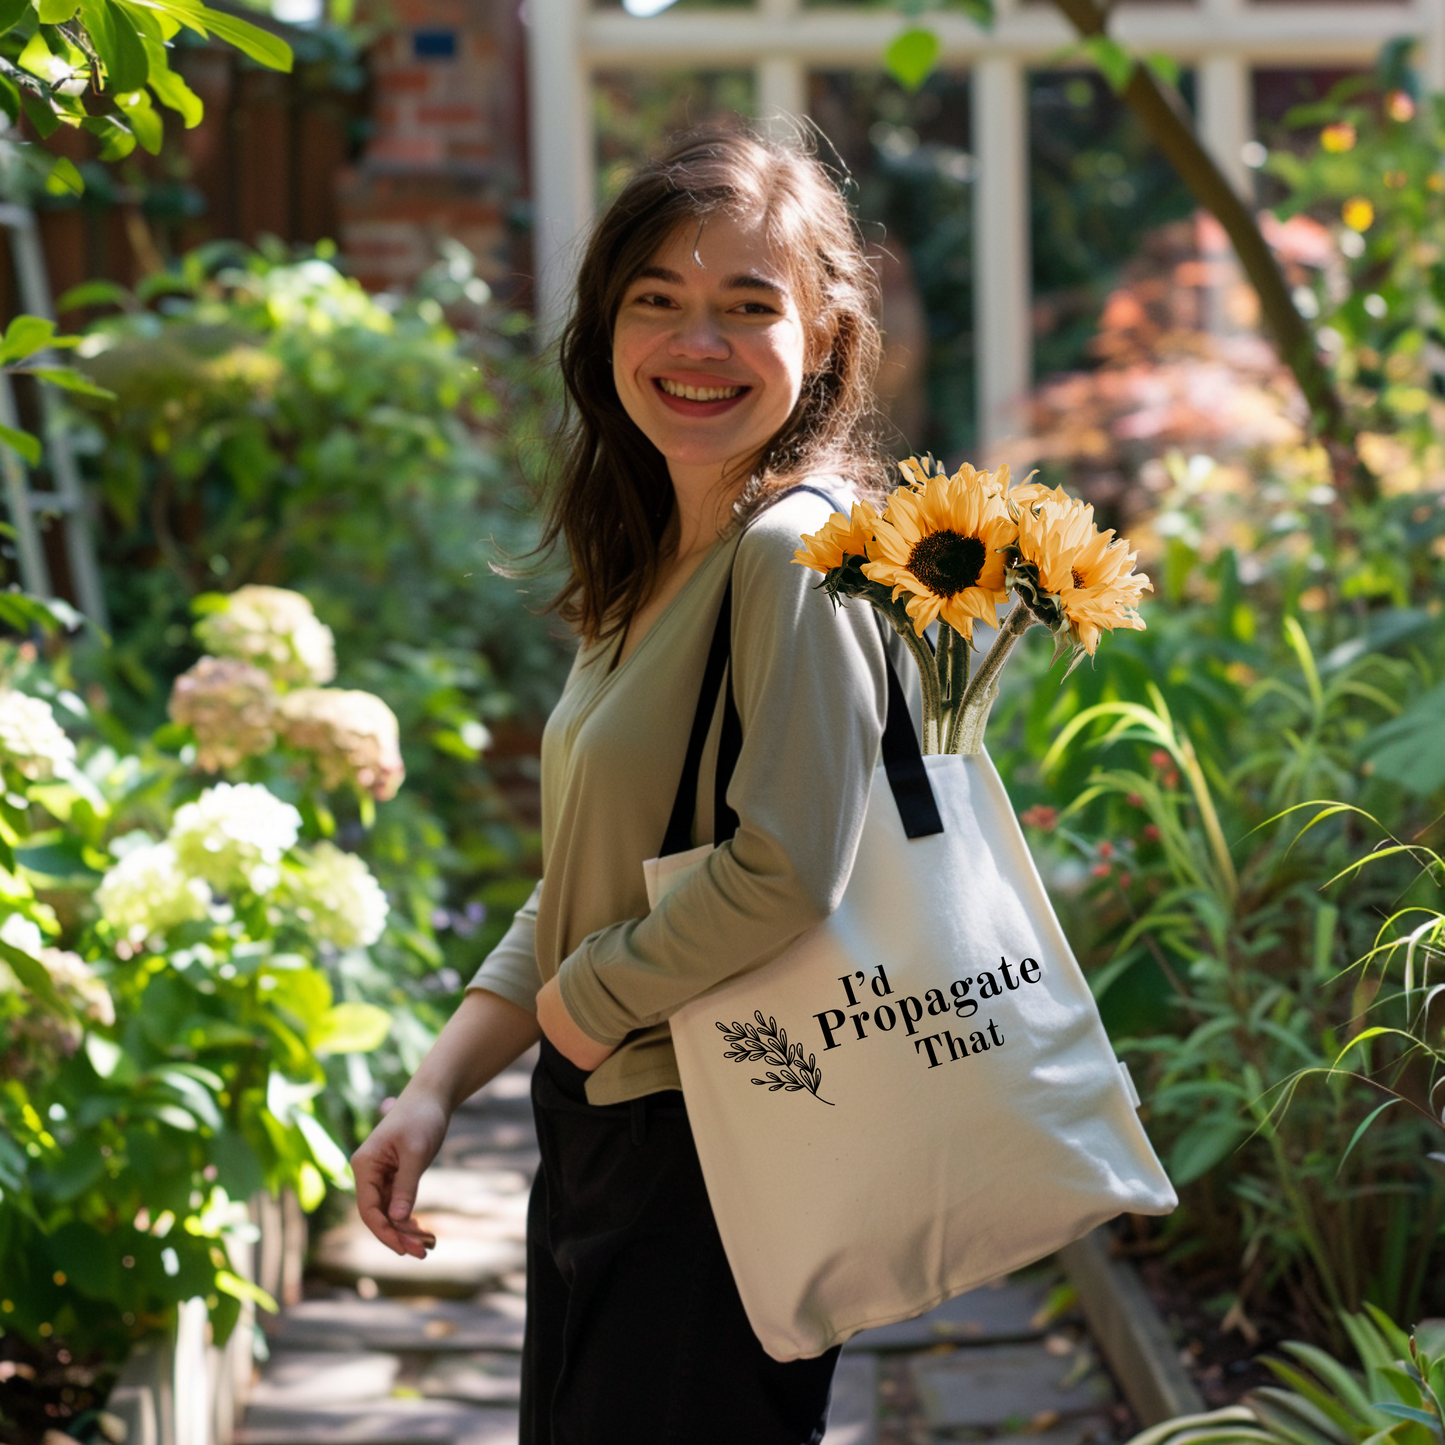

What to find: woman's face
left=612, top=209, right=809, bottom=500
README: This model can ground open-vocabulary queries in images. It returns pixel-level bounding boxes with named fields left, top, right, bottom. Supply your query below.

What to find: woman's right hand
left=351, top=1086, right=451, bottom=1258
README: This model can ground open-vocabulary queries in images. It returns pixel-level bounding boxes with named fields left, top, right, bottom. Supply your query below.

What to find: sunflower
left=793, top=500, right=879, bottom=576
left=862, top=466, right=1016, bottom=641
left=1012, top=492, right=1151, bottom=656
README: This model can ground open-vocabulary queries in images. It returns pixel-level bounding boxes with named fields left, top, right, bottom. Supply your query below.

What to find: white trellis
left=526, top=0, right=1445, bottom=449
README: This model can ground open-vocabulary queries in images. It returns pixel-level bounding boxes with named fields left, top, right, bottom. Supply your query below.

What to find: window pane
left=1028, top=68, right=1196, bottom=380
left=809, top=69, right=977, bottom=457
left=594, top=71, right=756, bottom=204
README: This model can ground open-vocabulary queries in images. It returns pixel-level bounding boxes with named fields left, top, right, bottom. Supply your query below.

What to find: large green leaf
left=79, top=0, right=149, bottom=92
left=1362, top=683, right=1445, bottom=795
left=138, top=34, right=203, bottom=124
left=115, top=86, right=164, bottom=152
left=0, top=0, right=34, bottom=31
left=0, top=936, right=70, bottom=1013
left=0, top=314, right=57, bottom=364
left=1167, top=1115, right=1249, bottom=1185
left=197, top=6, right=292, bottom=71
left=28, top=365, right=118, bottom=400
left=311, top=1001, right=392, bottom=1056
left=0, top=420, right=41, bottom=464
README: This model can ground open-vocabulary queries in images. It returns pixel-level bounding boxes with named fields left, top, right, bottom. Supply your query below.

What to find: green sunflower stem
left=874, top=595, right=942, bottom=753
left=952, top=600, right=1037, bottom=756
left=938, top=623, right=971, bottom=754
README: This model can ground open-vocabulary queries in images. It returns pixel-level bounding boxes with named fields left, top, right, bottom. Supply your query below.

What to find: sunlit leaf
left=79, top=0, right=149, bottom=91
left=196, top=7, right=292, bottom=72
left=0, top=937, right=71, bottom=1013
left=28, top=366, right=118, bottom=400
left=1081, top=35, right=1135, bottom=93
left=0, top=314, right=57, bottom=364
left=311, top=1001, right=392, bottom=1056
left=0, top=421, right=41, bottom=465
left=44, top=156, right=85, bottom=197
left=883, top=27, right=941, bottom=93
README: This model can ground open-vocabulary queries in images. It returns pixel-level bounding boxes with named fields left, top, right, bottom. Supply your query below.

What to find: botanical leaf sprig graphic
left=716, top=1011, right=833, bottom=1105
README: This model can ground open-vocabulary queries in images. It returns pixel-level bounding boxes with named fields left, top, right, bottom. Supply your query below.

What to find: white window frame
left=527, top=0, right=1445, bottom=448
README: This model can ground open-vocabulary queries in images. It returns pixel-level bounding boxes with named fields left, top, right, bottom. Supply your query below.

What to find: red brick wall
left=338, top=0, right=532, bottom=300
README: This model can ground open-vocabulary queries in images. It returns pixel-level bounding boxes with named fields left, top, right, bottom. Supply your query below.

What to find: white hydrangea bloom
left=284, top=842, right=389, bottom=950
left=42, top=949, right=115, bottom=1026
left=194, top=586, right=337, bottom=687
left=0, top=689, right=77, bottom=780
left=96, top=842, right=213, bottom=943
left=169, top=782, right=302, bottom=894
left=0, top=912, right=45, bottom=955
left=275, top=689, right=405, bottom=801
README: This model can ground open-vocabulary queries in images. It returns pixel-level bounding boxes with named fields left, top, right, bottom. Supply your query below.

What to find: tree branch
left=1048, top=0, right=1367, bottom=496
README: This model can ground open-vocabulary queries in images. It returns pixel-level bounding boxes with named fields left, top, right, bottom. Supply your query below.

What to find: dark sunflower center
left=908, top=530, right=986, bottom=598
left=1072, top=568, right=1086, bottom=590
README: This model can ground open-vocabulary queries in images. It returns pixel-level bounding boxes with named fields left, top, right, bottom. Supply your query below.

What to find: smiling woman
left=349, top=127, right=899, bottom=1445
left=611, top=212, right=808, bottom=509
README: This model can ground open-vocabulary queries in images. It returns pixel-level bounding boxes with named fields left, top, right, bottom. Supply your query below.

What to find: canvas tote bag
left=644, top=548, right=1178, bottom=1363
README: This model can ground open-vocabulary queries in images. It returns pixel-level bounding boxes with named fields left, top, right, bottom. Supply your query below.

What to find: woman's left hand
left=537, top=975, right=616, bottom=1071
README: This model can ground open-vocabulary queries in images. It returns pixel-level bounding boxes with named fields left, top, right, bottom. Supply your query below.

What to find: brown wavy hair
left=543, top=125, right=890, bottom=644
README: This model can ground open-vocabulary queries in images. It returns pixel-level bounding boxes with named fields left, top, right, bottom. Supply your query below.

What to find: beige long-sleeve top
left=467, top=487, right=910, bottom=1105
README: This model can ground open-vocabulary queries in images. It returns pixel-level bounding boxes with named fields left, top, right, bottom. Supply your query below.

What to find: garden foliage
left=62, top=245, right=566, bottom=1090
left=0, top=588, right=398, bottom=1355
left=992, top=62, right=1445, bottom=1337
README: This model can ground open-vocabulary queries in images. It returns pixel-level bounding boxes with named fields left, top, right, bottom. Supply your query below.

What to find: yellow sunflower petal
left=794, top=501, right=879, bottom=574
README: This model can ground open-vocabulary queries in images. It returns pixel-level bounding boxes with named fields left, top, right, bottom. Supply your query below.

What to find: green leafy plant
left=0, top=0, right=289, bottom=190
left=0, top=588, right=398, bottom=1357
left=1267, top=57, right=1445, bottom=462
left=0, top=0, right=293, bottom=466
left=60, top=244, right=564, bottom=1084
left=1123, top=1308, right=1445, bottom=1445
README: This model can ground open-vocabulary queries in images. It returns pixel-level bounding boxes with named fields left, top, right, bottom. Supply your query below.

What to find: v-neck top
left=467, top=487, right=908, bottom=1105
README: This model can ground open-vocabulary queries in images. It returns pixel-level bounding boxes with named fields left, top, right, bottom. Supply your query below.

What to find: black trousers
left=521, top=1039, right=840, bottom=1445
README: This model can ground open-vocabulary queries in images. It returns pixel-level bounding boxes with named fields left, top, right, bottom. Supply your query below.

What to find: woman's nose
left=668, top=311, right=728, bottom=358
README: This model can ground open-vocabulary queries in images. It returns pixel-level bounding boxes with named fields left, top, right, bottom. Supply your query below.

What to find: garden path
left=238, top=1049, right=1126, bottom=1445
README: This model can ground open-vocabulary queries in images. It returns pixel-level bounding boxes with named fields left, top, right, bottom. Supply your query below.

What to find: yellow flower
left=1342, top=197, right=1375, bottom=232
left=862, top=465, right=1015, bottom=640
left=1013, top=493, right=1151, bottom=656
left=1320, top=123, right=1356, bottom=153
left=897, top=455, right=946, bottom=489
left=793, top=500, right=879, bottom=575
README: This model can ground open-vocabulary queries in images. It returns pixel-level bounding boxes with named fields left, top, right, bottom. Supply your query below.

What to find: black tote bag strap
left=660, top=486, right=944, bottom=857
left=660, top=576, right=736, bottom=858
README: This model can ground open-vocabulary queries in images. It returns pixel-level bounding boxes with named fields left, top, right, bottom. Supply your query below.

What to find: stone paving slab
left=249, top=1354, right=401, bottom=1407
left=849, top=1280, right=1051, bottom=1352
left=238, top=1399, right=519, bottom=1445
left=928, top=1415, right=1116, bottom=1445
left=411, top=1168, right=530, bottom=1219
left=311, top=1218, right=526, bottom=1298
left=825, top=1350, right=879, bottom=1445
left=413, top=1355, right=522, bottom=1407
left=272, top=1295, right=527, bottom=1354
left=912, top=1345, right=1113, bottom=1431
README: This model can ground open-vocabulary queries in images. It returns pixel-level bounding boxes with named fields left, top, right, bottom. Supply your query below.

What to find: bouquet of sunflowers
left=794, top=456, right=1151, bottom=755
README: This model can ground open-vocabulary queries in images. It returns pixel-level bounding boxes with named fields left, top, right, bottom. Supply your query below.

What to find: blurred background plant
left=0, top=584, right=409, bottom=1383
left=52, top=243, right=565, bottom=1096
left=980, top=52, right=1445, bottom=1364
